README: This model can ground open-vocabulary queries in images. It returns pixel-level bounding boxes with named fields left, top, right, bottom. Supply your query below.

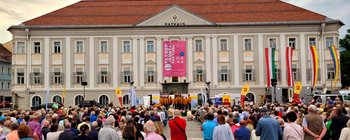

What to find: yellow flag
left=115, top=88, right=122, bottom=97
left=241, top=84, right=250, bottom=96
left=294, top=82, right=302, bottom=95
left=62, top=87, right=66, bottom=98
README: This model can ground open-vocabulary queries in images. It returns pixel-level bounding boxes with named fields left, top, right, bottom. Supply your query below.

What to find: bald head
left=43, top=120, right=50, bottom=127
left=308, top=105, right=317, bottom=113
left=144, top=120, right=157, bottom=133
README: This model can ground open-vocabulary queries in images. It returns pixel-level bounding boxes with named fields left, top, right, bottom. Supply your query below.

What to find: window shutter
left=252, top=69, right=256, bottom=81
left=40, top=73, right=44, bottom=85
left=120, top=72, right=124, bottom=84
left=154, top=71, right=157, bottom=83
left=218, top=70, right=222, bottom=82
left=97, top=73, right=101, bottom=84
left=73, top=72, right=77, bottom=84
left=107, top=72, right=111, bottom=84
left=82, top=72, right=87, bottom=82
left=145, top=71, right=148, bottom=83
left=61, top=73, right=64, bottom=84
left=228, top=71, right=231, bottom=82
left=50, top=73, right=54, bottom=85
left=242, top=70, right=246, bottom=82
left=29, top=73, right=34, bottom=85
left=130, top=71, right=134, bottom=82
left=203, top=70, right=206, bottom=82
left=193, top=71, right=197, bottom=82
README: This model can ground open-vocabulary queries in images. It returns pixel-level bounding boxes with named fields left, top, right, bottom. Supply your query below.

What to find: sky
left=0, top=0, right=349, bottom=44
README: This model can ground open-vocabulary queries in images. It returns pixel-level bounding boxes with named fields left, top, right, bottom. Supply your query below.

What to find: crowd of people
left=0, top=97, right=349, bottom=140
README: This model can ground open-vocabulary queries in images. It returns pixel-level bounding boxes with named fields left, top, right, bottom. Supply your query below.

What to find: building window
left=1, top=82, right=3, bottom=89
left=53, top=41, right=61, bottom=53
left=123, top=71, right=132, bottom=83
left=31, top=96, right=41, bottom=107
left=99, top=95, right=109, bottom=106
left=288, top=38, right=296, bottom=48
left=219, top=66, right=229, bottom=82
left=146, top=40, right=155, bottom=52
left=326, top=37, right=334, bottom=47
left=17, top=69, right=24, bottom=84
left=292, top=64, right=298, bottom=81
left=275, top=68, right=281, bottom=81
left=100, top=41, right=108, bottom=53
left=7, top=68, right=10, bottom=74
left=7, top=83, right=10, bottom=89
left=75, top=95, right=84, bottom=106
left=51, top=68, right=63, bottom=85
left=243, top=66, right=253, bottom=82
left=52, top=95, right=62, bottom=104
left=99, top=68, right=109, bottom=84
left=76, top=41, right=84, bottom=53
left=220, top=39, right=228, bottom=51
left=33, top=42, right=41, bottom=54
left=327, top=64, right=335, bottom=80
left=123, top=41, right=131, bottom=53
left=269, top=38, right=277, bottom=48
left=33, top=72, right=42, bottom=84
left=73, top=68, right=85, bottom=84
left=16, top=42, right=25, bottom=54
left=194, top=66, right=204, bottom=82
left=244, top=38, right=252, bottom=51
left=195, top=40, right=203, bottom=52
left=147, top=71, right=155, bottom=83
left=1, top=67, right=3, bottom=74
left=123, top=95, right=129, bottom=105
left=309, top=38, right=316, bottom=47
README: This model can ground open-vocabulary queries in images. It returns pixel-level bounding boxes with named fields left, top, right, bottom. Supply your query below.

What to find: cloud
left=0, top=7, right=25, bottom=20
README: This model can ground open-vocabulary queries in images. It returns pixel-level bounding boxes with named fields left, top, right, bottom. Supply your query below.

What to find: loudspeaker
left=81, top=82, right=88, bottom=86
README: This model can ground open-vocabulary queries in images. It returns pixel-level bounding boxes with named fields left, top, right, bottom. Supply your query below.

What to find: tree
left=340, top=29, right=350, bottom=88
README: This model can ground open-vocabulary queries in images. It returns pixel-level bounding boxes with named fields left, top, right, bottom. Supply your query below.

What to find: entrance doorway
left=161, top=82, right=189, bottom=95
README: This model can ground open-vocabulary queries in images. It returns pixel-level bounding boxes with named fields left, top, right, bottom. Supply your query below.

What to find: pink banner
left=163, top=40, right=186, bottom=77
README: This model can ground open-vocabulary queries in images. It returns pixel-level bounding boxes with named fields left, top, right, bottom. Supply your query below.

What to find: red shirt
left=169, top=116, right=187, bottom=140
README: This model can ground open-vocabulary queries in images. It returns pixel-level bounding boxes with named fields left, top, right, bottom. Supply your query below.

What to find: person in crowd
left=339, top=119, right=350, bottom=140
left=98, top=116, right=120, bottom=140
left=27, top=112, right=42, bottom=140
left=74, top=124, right=92, bottom=140
left=143, top=121, right=163, bottom=140
left=47, top=124, right=64, bottom=140
left=234, top=120, right=250, bottom=140
left=17, top=125, right=33, bottom=140
left=122, top=123, right=137, bottom=140
left=330, top=106, right=350, bottom=140
left=154, top=117, right=166, bottom=140
left=202, top=113, right=216, bottom=140
left=212, top=115, right=234, bottom=140
left=58, top=122, right=74, bottom=140
left=169, top=110, right=187, bottom=140
left=228, top=118, right=240, bottom=135
left=283, top=112, right=304, bottom=140
left=3, top=120, right=11, bottom=136
left=303, top=105, right=327, bottom=140
left=6, top=122, right=19, bottom=140
left=87, top=121, right=98, bottom=140
left=255, top=107, right=282, bottom=140
left=42, top=120, right=51, bottom=140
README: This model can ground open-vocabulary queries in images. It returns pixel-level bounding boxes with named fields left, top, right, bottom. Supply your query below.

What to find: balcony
left=0, top=74, right=11, bottom=81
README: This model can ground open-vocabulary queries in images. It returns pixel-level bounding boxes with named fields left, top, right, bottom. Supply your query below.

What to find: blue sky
left=0, top=0, right=349, bottom=43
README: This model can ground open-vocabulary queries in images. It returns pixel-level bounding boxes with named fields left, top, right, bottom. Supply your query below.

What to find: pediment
left=145, top=60, right=157, bottom=64
left=137, top=5, right=213, bottom=26
left=194, top=59, right=205, bottom=64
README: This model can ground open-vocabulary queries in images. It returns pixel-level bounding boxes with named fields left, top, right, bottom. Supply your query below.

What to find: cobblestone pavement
left=164, top=119, right=203, bottom=140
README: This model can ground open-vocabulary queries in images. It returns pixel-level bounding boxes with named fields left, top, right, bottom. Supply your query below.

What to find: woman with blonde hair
left=339, top=119, right=350, bottom=140
left=154, top=116, right=166, bottom=140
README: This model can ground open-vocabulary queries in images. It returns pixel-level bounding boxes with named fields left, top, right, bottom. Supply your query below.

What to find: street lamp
left=206, top=81, right=212, bottom=106
left=271, top=79, right=277, bottom=104
left=82, top=82, right=88, bottom=102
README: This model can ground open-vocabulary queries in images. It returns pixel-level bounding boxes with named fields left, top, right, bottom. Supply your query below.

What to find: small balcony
left=0, top=74, right=11, bottom=81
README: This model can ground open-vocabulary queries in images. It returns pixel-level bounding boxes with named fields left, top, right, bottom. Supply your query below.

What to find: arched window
left=75, top=95, right=84, bottom=106
left=32, top=96, right=41, bottom=107
left=99, top=95, right=109, bottom=106
left=123, top=95, right=129, bottom=105
left=52, top=95, right=62, bottom=104
left=197, top=93, right=203, bottom=105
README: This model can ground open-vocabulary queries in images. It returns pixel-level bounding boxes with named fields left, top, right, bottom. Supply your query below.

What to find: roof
left=21, top=0, right=330, bottom=26
left=0, top=44, right=12, bottom=63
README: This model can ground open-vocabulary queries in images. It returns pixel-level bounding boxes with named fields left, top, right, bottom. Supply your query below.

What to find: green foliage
left=340, top=29, right=350, bottom=87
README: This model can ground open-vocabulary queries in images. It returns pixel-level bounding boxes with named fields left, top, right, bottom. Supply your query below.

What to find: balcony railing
left=0, top=74, right=11, bottom=81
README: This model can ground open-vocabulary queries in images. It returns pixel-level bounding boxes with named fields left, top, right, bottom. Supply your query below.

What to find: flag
left=129, top=87, right=137, bottom=107
left=61, top=87, right=66, bottom=105
left=265, top=47, right=276, bottom=87
left=286, top=46, right=294, bottom=87
left=292, top=82, right=302, bottom=104
left=329, top=45, right=340, bottom=89
left=115, top=88, right=122, bottom=106
left=240, top=84, right=250, bottom=107
left=309, top=46, right=319, bottom=88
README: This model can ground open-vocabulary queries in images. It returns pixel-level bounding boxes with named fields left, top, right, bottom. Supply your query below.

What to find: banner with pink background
left=163, top=40, right=186, bottom=77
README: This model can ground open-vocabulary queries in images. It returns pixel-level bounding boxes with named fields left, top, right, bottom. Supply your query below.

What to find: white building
left=8, top=0, right=343, bottom=109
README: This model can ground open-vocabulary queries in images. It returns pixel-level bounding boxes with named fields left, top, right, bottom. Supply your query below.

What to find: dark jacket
left=330, top=114, right=349, bottom=140
left=58, top=129, right=75, bottom=140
